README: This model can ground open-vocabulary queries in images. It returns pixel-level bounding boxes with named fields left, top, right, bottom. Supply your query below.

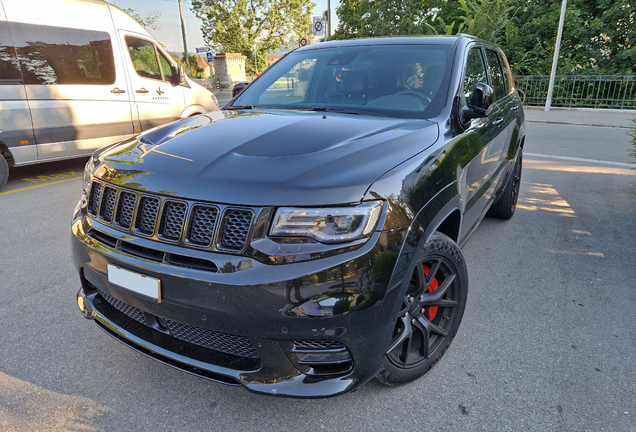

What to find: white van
left=0, top=0, right=218, bottom=190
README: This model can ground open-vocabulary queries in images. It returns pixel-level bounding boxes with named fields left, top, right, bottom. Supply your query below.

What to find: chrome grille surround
left=86, top=180, right=257, bottom=254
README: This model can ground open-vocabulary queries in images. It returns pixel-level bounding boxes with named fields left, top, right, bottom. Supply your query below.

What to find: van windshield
left=231, top=45, right=455, bottom=119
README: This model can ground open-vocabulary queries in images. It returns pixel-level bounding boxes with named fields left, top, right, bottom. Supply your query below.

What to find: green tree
left=172, top=54, right=205, bottom=78
left=123, top=8, right=162, bottom=31
left=333, top=0, right=445, bottom=40
left=336, top=0, right=634, bottom=76
left=191, top=0, right=315, bottom=77
left=500, top=0, right=635, bottom=75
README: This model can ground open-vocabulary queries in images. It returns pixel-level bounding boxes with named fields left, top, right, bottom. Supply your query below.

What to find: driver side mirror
left=463, top=83, right=494, bottom=119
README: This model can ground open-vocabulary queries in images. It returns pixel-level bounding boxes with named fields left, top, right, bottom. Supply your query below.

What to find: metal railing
left=515, top=75, right=636, bottom=109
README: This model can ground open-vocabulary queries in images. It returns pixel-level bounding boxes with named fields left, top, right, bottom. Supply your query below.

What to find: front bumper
left=71, top=213, right=407, bottom=398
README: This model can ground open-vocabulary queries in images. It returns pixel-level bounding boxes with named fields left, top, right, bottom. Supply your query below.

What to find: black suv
left=71, top=35, right=525, bottom=398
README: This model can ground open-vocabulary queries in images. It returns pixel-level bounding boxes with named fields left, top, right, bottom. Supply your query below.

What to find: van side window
left=485, top=49, right=505, bottom=101
left=126, top=37, right=174, bottom=83
left=0, top=20, right=22, bottom=82
left=126, top=37, right=164, bottom=81
left=9, top=22, right=115, bottom=85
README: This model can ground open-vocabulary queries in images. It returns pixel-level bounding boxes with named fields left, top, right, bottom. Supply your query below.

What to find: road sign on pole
left=206, top=52, right=214, bottom=63
left=300, top=38, right=308, bottom=47
left=313, top=17, right=323, bottom=36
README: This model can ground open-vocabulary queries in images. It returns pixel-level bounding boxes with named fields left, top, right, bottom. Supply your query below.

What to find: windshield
left=231, top=44, right=455, bottom=119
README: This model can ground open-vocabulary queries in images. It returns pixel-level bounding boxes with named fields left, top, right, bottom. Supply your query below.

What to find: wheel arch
left=0, top=141, right=15, bottom=167
left=180, top=104, right=207, bottom=118
left=382, top=184, right=463, bottom=317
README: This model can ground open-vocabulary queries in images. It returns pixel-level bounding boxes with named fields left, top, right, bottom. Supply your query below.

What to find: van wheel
left=0, top=155, right=8, bottom=191
left=375, top=232, right=468, bottom=386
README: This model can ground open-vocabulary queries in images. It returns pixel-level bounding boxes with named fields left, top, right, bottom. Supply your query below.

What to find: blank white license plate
left=107, top=264, right=161, bottom=302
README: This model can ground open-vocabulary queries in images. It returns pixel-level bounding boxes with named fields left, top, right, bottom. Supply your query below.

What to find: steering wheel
left=396, top=90, right=432, bottom=106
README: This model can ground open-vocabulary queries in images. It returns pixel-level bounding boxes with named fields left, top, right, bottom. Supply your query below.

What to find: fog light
left=76, top=288, right=95, bottom=319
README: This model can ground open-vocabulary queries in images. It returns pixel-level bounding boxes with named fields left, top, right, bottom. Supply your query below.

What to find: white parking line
left=525, top=152, right=635, bottom=168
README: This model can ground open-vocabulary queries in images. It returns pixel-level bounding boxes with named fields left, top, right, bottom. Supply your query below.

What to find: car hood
left=95, top=109, right=439, bottom=206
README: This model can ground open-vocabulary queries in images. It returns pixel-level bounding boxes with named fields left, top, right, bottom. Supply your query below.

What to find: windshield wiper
left=226, top=105, right=255, bottom=110
left=287, top=106, right=385, bottom=117
left=320, top=107, right=385, bottom=117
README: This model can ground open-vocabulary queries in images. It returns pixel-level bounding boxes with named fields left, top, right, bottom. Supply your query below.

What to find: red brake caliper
left=422, top=264, right=439, bottom=321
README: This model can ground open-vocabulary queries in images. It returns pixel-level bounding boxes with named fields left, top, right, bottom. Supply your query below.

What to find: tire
left=0, top=155, right=8, bottom=192
left=375, top=232, right=468, bottom=386
left=487, top=150, right=522, bottom=219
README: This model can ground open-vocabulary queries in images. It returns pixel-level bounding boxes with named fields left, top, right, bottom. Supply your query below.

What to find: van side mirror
left=232, top=82, right=250, bottom=98
left=170, top=64, right=183, bottom=85
left=463, top=83, right=494, bottom=119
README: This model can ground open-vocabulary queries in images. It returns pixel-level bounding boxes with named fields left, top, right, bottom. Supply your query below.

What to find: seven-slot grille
left=87, top=181, right=254, bottom=251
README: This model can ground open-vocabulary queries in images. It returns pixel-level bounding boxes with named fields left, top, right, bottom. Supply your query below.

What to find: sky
left=107, top=0, right=341, bottom=54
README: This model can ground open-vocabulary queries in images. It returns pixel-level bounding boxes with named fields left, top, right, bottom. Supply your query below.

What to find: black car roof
left=294, top=35, right=480, bottom=52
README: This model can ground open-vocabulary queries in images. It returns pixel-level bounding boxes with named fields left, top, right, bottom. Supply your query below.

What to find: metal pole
left=178, top=0, right=191, bottom=77
left=327, top=0, right=331, bottom=39
left=253, top=44, right=258, bottom=75
left=545, top=0, right=567, bottom=111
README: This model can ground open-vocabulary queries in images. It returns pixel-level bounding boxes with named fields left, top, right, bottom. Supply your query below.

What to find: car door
left=0, top=13, right=37, bottom=164
left=120, top=33, right=186, bottom=132
left=461, top=46, right=510, bottom=238
left=3, top=0, right=136, bottom=161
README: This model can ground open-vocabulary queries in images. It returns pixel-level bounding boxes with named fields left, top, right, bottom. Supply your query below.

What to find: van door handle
left=510, top=105, right=519, bottom=111
left=493, top=117, right=504, bottom=125
left=110, top=87, right=126, bottom=95
left=135, top=88, right=149, bottom=95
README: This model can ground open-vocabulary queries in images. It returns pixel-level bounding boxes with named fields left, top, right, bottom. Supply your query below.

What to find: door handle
left=135, top=88, right=149, bottom=95
left=110, top=87, right=126, bottom=95
left=493, top=117, right=504, bottom=125
left=510, top=105, right=519, bottom=111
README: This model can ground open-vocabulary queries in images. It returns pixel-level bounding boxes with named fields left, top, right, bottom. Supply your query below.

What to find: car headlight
left=270, top=201, right=384, bottom=244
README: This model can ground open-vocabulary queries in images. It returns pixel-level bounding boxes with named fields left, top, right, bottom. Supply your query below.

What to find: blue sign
left=206, top=52, right=214, bottom=63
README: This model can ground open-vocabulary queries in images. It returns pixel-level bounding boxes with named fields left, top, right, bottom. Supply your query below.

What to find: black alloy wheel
left=487, top=149, right=523, bottom=219
left=376, top=232, right=468, bottom=386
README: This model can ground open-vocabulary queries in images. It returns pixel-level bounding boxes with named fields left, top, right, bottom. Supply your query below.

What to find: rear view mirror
left=463, top=83, right=494, bottom=119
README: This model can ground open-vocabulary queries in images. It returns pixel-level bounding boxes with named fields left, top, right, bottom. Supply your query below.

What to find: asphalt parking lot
left=0, top=108, right=634, bottom=431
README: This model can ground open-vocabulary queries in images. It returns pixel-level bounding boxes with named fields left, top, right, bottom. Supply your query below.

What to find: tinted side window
left=485, top=50, right=505, bottom=101
left=126, top=37, right=161, bottom=80
left=10, top=22, right=115, bottom=85
left=0, top=20, right=22, bottom=82
left=463, top=48, right=487, bottom=103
